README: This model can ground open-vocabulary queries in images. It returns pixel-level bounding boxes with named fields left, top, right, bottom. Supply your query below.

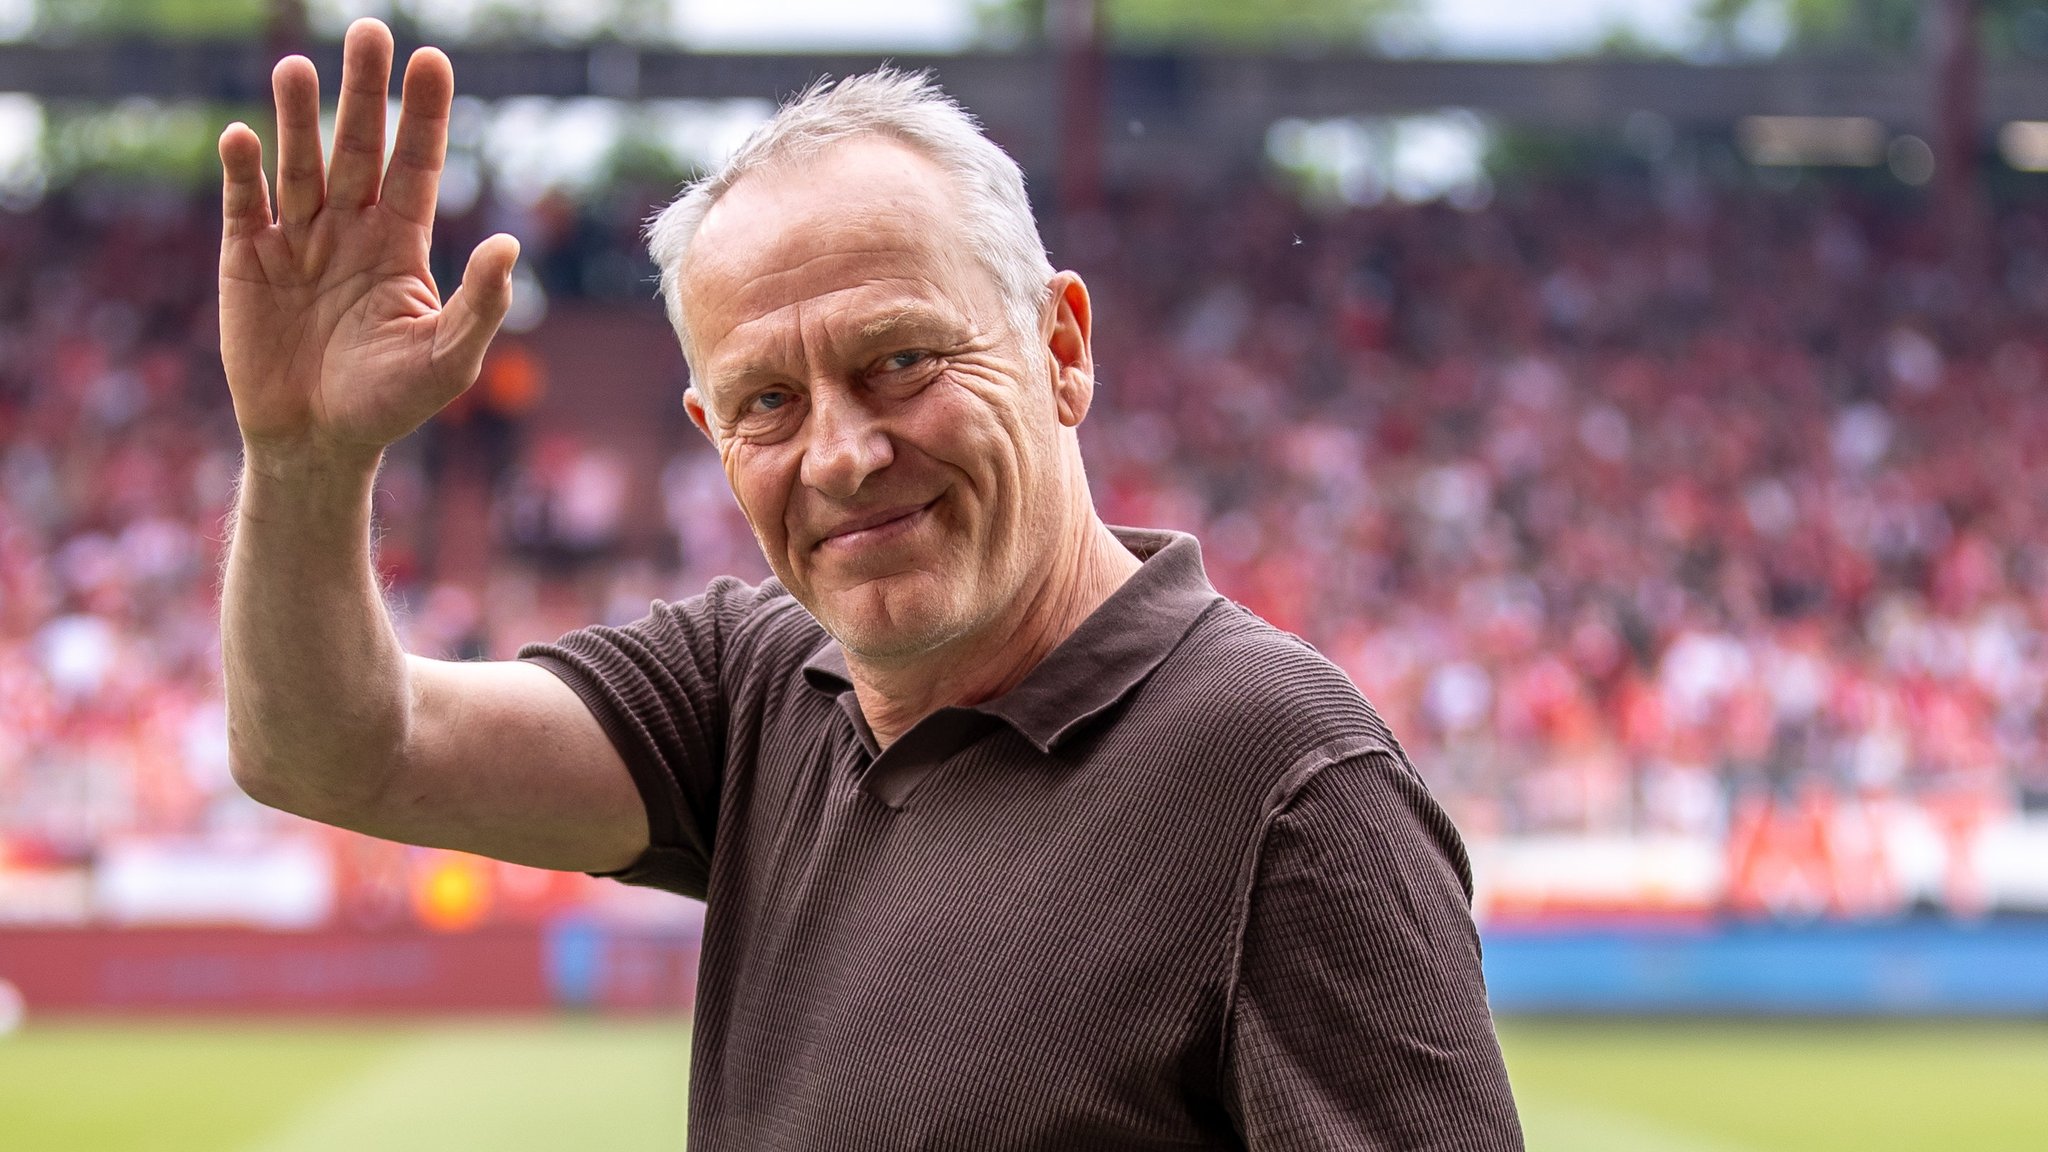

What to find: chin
left=815, top=571, right=982, bottom=662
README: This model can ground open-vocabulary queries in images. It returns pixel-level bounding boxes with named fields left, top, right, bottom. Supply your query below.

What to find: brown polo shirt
left=521, top=528, right=1522, bottom=1150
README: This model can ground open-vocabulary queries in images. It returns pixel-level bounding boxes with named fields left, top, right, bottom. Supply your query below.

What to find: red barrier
left=0, top=927, right=551, bottom=1015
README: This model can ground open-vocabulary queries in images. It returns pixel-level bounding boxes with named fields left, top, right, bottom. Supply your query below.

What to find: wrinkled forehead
left=676, top=138, right=1003, bottom=368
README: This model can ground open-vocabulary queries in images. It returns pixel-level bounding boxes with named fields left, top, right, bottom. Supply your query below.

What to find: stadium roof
left=5, top=41, right=2044, bottom=177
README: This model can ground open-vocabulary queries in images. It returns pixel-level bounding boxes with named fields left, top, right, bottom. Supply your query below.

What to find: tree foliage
left=1697, top=0, right=2048, bottom=58
left=35, top=0, right=269, bottom=38
left=29, top=1, right=676, bottom=43
left=432, top=0, right=673, bottom=43
left=975, top=0, right=1413, bottom=51
left=42, top=101, right=248, bottom=186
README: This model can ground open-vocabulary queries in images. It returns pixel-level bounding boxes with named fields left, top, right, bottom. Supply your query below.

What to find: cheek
left=721, top=443, right=795, bottom=540
left=915, top=373, right=1035, bottom=483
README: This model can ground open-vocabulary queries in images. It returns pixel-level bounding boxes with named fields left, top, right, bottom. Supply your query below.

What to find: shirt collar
left=800, top=527, right=1222, bottom=753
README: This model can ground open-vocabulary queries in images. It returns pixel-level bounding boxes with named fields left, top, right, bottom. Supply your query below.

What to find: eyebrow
left=855, top=306, right=960, bottom=345
left=702, top=306, right=968, bottom=396
left=701, top=361, right=789, bottom=403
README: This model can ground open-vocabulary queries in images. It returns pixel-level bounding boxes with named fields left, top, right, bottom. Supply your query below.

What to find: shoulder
left=705, top=577, right=824, bottom=664
left=521, top=575, right=824, bottom=701
left=1167, top=600, right=1394, bottom=743
left=625, top=576, right=817, bottom=658
left=1135, top=599, right=1405, bottom=789
left=1169, top=600, right=1364, bottom=704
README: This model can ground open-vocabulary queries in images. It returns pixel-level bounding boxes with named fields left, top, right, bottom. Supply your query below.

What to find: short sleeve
left=518, top=576, right=778, bottom=899
left=1222, top=751, right=1523, bottom=1151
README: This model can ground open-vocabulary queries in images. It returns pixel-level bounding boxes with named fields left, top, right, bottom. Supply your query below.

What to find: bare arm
left=219, top=19, right=644, bottom=872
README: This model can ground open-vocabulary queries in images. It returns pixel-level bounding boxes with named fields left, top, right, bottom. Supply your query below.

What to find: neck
left=849, top=509, right=1141, bottom=748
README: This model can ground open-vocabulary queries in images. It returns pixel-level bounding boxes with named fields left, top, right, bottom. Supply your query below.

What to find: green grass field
left=0, top=1018, right=691, bottom=1151
left=1, top=1017, right=2043, bottom=1150
left=1501, top=1020, right=2048, bottom=1152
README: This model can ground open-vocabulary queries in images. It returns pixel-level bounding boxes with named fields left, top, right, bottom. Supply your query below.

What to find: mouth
left=814, top=498, right=939, bottom=554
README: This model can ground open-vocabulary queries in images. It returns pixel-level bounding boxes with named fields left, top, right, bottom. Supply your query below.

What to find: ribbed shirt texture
left=521, top=528, right=1523, bottom=1151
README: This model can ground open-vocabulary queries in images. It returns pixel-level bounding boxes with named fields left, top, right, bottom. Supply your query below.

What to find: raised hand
left=218, top=18, right=519, bottom=468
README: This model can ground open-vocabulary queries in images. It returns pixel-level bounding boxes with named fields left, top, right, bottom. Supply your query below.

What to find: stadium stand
left=4, top=164, right=2048, bottom=928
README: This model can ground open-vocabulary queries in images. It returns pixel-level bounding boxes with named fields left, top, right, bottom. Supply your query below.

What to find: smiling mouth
left=815, top=499, right=939, bottom=553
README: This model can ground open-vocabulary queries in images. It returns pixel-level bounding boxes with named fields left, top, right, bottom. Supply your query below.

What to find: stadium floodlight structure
left=1932, top=0, right=1987, bottom=272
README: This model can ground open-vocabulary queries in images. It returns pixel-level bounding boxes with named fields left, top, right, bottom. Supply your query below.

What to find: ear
left=1044, top=271, right=1094, bottom=428
left=684, top=387, right=718, bottom=442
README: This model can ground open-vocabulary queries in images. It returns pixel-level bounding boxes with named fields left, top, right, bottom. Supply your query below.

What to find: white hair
left=645, top=68, right=1057, bottom=374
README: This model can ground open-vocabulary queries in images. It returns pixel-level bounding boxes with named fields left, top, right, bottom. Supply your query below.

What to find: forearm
left=222, top=442, right=410, bottom=820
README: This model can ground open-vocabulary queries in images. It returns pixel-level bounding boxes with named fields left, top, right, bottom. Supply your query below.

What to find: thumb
left=432, top=233, right=521, bottom=388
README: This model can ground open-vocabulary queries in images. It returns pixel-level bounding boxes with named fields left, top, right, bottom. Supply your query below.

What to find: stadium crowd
left=1072, top=177, right=2048, bottom=844
left=0, top=188, right=241, bottom=863
left=3, top=162, right=2046, bottom=897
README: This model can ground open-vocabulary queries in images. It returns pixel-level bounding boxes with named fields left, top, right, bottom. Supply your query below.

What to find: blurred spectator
left=500, top=432, right=628, bottom=574
left=427, top=336, right=548, bottom=496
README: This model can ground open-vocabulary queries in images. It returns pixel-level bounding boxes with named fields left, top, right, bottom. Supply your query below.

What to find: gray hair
left=646, top=68, right=1057, bottom=375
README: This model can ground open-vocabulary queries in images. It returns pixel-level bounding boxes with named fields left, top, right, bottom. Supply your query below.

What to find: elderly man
left=218, top=18, right=1521, bottom=1151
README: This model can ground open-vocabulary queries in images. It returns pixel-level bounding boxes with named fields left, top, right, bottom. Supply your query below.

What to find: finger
left=433, top=234, right=522, bottom=388
left=327, top=18, right=394, bottom=209
left=272, top=56, right=326, bottom=226
left=380, top=47, right=453, bottom=228
left=219, top=122, right=274, bottom=238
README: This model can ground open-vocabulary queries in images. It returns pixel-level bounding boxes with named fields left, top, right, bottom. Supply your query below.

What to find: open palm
left=218, top=19, right=517, bottom=464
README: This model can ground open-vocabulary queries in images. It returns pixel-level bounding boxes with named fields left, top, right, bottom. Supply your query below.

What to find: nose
left=799, top=385, right=894, bottom=500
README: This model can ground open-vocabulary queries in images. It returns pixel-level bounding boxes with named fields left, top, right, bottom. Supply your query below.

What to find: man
left=218, top=17, right=1523, bottom=1150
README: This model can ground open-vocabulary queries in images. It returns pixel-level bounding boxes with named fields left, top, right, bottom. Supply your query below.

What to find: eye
left=726, top=387, right=802, bottom=444
left=882, top=350, right=928, bottom=372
